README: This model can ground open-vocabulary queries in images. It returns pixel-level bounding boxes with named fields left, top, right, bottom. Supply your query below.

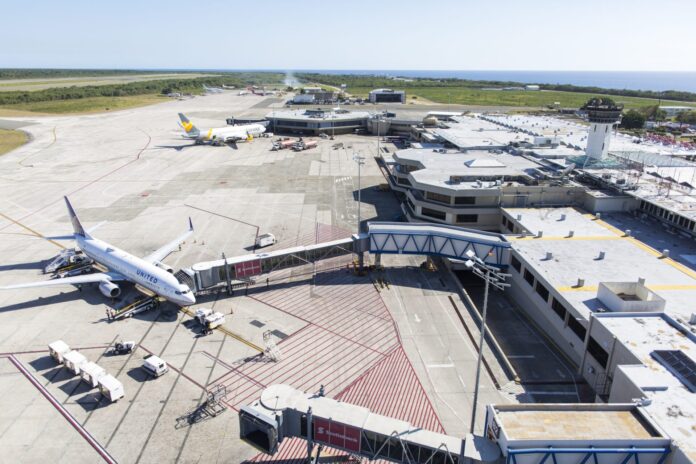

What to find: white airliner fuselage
left=1, top=197, right=196, bottom=307
left=185, top=124, right=267, bottom=144
left=178, top=113, right=267, bottom=145
left=77, top=235, right=194, bottom=306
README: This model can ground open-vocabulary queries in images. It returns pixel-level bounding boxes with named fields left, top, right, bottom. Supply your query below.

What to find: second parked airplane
left=178, top=113, right=267, bottom=146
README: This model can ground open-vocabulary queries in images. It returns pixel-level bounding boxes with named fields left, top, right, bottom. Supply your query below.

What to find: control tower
left=582, top=97, right=623, bottom=160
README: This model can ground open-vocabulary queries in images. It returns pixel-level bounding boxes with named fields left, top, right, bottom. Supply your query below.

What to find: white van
left=142, top=355, right=168, bottom=378
left=98, top=374, right=124, bottom=402
left=256, top=233, right=276, bottom=248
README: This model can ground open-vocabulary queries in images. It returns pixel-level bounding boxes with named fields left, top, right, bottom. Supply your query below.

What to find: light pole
left=353, top=153, right=365, bottom=233
left=464, top=249, right=510, bottom=434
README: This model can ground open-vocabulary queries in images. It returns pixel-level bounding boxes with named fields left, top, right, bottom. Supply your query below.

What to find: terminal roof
left=394, top=148, right=549, bottom=190
left=431, top=115, right=529, bottom=149
left=495, top=407, right=661, bottom=441
left=597, top=314, right=696, bottom=458
left=266, top=109, right=370, bottom=121
left=483, top=113, right=696, bottom=158
left=505, top=207, right=696, bottom=323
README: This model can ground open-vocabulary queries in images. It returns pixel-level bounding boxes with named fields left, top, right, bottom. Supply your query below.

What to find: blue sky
left=1, top=0, right=694, bottom=71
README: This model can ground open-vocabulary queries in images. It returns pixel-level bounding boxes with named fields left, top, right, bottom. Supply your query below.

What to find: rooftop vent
left=597, top=281, right=666, bottom=313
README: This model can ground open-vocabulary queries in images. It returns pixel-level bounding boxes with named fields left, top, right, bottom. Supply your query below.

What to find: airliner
left=247, top=86, right=277, bottom=96
left=178, top=113, right=267, bottom=146
left=203, top=84, right=223, bottom=94
left=0, top=198, right=196, bottom=306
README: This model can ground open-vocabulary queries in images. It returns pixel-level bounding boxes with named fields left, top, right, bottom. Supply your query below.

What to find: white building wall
left=586, top=122, right=613, bottom=159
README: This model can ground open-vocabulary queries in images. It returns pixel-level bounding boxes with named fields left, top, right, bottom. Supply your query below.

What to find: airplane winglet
left=189, top=217, right=194, bottom=231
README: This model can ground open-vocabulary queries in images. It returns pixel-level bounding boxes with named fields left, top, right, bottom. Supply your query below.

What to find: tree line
left=0, top=73, right=284, bottom=105
left=0, top=69, right=162, bottom=80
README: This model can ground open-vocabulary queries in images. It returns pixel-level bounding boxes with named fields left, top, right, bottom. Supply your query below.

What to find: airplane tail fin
left=178, top=113, right=200, bottom=137
left=64, top=197, right=88, bottom=238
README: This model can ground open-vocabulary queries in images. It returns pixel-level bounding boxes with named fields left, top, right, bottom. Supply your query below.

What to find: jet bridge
left=178, top=222, right=511, bottom=294
left=177, top=237, right=358, bottom=294
left=239, top=384, right=501, bottom=464
left=368, top=222, right=510, bottom=266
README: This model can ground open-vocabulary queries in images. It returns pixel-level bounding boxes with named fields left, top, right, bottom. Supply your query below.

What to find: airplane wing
left=0, top=271, right=126, bottom=290
left=143, top=218, right=194, bottom=265
left=222, top=134, right=243, bottom=143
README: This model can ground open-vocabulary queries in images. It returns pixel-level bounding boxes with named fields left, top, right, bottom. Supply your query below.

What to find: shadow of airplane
left=0, top=260, right=47, bottom=272
left=153, top=143, right=199, bottom=152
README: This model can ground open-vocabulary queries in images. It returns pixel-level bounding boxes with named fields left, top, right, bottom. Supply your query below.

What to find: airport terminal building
left=383, top=113, right=696, bottom=234
left=386, top=148, right=588, bottom=230
left=265, top=108, right=370, bottom=135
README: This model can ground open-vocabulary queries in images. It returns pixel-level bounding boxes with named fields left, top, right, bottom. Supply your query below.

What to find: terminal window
left=427, top=192, right=451, bottom=204
left=454, top=196, right=476, bottom=205
left=551, top=298, right=567, bottom=320
left=280, top=120, right=308, bottom=127
left=456, top=214, right=478, bottom=223
left=535, top=282, right=550, bottom=302
left=588, top=337, right=609, bottom=368
left=567, top=316, right=587, bottom=341
left=523, top=269, right=535, bottom=286
left=333, top=119, right=362, bottom=127
left=422, top=207, right=447, bottom=221
left=510, top=255, right=521, bottom=273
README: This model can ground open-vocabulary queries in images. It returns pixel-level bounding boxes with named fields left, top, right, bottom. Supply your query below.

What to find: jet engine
left=99, top=281, right=121, bottom=298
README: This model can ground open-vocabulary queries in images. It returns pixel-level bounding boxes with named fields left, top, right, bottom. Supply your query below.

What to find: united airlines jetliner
left=1, top=197, right=196, bottom=306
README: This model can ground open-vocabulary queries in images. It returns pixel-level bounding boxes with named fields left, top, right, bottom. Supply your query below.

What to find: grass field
left=0, top=73, right=214, bottom=92
left=0, top=94, right=166, bottom=114
left=0, top=129, right=27, bottom=155
left=345, top=86, right=696, bottom=110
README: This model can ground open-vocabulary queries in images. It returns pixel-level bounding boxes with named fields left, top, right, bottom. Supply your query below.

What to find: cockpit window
left=175, top=291, right=181, bottom=295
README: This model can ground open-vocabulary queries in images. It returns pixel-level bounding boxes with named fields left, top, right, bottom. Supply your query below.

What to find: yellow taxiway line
left=0, top=212, right=66, bottom=249
left=179, top=306, right=264, bottom=353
